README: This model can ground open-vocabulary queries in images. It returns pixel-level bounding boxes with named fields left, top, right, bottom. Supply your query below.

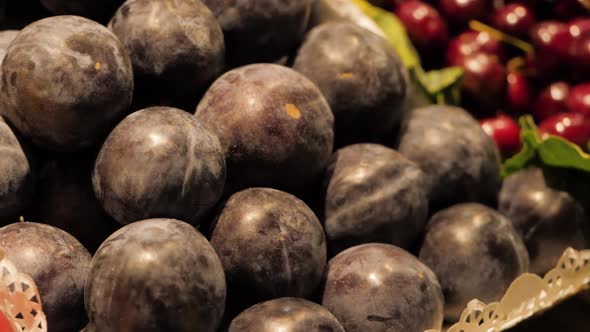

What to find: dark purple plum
left=40, top=0, right=124, bottom=21
left=29, top=151, right=119, bottom=253
left=0, top=30, right=18, bottom=63
left=201, top=0, right=312, bottom=66
left=323, top=143, right=428, bottom=254
left=210, top=188, right=327, bottom=313
left=0, top=222, right=91, bottom=332
left=293, top=22, right=407, bottom=146
left=0, top=116, right=34, bottom=224
left=229, top=298, right=344, bottom=332
left=108, top=0, right=224, bottom=108
left=195, top=64, right=334, bottom=193
left=0, top=16, right=133, bottom=151
left=93, top=106, right=225, bottom=225
left=419, top=203, right=530, bottom=321
left=396, top=105, right=501, bottom=212
left=321, top=243, right=444, bottom=332
left=85, top=218, right=226, bottom=332
left=499, top=167, right=589, bottom=275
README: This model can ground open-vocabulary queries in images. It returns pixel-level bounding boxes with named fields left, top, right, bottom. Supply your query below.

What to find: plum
left=29, top=151, right=119, bottom=253
left=85, top=218, right=226, bottom=332
left=93, top=106, right=226, bottom=225
left=0, top=116, right=34, bottom=224
left=195, top=64, right=334, bottom=193
left=40, top=0, right=124, bottom=22
left=201, top=0, right=312, bottom=66
left=321, top=243, right=444, bottom=332
left=499, top=167, right=589, bottom=275
left=108, top=0, right=225, bottom=108
left=323, top=143, right=428, bottom=254
left=292, top=22, right=407, bottom=146
left=0, top=15, right=133, bottom=151
left=419, top=203, right=530, bottom=321
left=229, top=298, right=344, bottom=332
left=0, top=221, right=91, bottom=332
left=0, top=30, right=18, bottom=63
left=395, top=105, right=501, bottom=212
left=210, top=188, right=327, bottom=313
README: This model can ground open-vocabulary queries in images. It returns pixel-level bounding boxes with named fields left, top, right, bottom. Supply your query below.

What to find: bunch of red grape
left=389, top=0, right=590, bottom=155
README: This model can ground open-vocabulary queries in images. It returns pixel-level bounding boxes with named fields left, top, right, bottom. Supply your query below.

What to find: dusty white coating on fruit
left=0, top=222, right=91, bottom=332
left=0, top=15, right=133, bottom=150
left=93, top=106, right=226, bottom=225
left=86, top=218, right=226, bottom=332
left=322, top=243, right=444, bottom=332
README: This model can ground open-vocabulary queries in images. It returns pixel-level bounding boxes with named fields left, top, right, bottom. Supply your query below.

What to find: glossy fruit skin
left=539, top=112, right=590, bottom=147
left=458, top=52, right=507, bottom=112
left=491, top=3, right=536, bottom=38
left=0, top=222, right=92, bottom=332
left=201, top=0, right=312, bottom=66
left=396, top=105, right=501, bottom=211
left=195, top=64, right=334, bottom=193
left=480, top=114, right=521, bottom=155
left=93, top=107, right=226, bottom=226
left=0, top=117, right=34, bottom=223
left=529, top=21, right=572, bottom=75
left=419, top=203, right=530, bottom=321
left=85, top=218, right=226, bottom=332
left=499, top=167, right=589, bottom=275
left=395, top=1, right=449, bottom=51
left=566, top=83, right=590, bottom=115
left=533, top=82, right=570, bottom=121
left=229, top=298, right=345, bottom=332
left=293, top=22, right=407, bottom=147
left=321, top=243, right=444, bottom=332
left=323, top=144, right=428, bottom=254
left=446, top=31, right=505, bottom=67
left=438, top=0, right=489, bottom=26
left=0, top=16, right=133, bottom=151
left=30, top=152, right=119, bottom=253
left=210, top=188, right=327, bottom=313
left=506, top=71, right=533, bottom=114
left=108, top=0, right=225, bottom=108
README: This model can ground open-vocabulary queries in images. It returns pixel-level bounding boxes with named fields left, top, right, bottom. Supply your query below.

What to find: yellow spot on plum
left=95, top=62, right=101, bottom=70
left=285, top=104, right=301, bottom=119
left=418, top=272, right=424, bottom=280
left=340, top=72, right=354, bottom=79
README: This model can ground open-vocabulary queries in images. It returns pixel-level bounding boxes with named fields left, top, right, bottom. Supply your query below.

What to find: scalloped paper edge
left=0, top=253, right=47, bottom=332
left=425, top=247, right=590, bottom=332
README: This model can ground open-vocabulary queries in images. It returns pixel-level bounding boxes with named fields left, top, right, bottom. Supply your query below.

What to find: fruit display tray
left=427, top=247, right=590, bottom=332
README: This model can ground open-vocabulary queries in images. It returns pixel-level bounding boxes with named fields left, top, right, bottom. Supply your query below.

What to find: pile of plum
left=0, top=1, right=587, bottom=332
left=390, top=0, right=590, bottom=155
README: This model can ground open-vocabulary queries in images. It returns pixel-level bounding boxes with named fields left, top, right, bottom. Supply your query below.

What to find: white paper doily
left=0, top=250, right=47, bottom=332
left=426, top=247, right=590, bottom=332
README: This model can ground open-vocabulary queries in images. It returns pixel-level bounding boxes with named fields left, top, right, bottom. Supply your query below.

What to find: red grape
left=396, top=0, right=449, bottom=51
left=539, top=112, right=590, bottom=147
left=506, top=71, right=533, bottom=114
left=533, top=82, right=571, bottom=121
left=491, top=3, right=536, bottom=38
left=481, top=114, right=521, bottom=154
left=446, top=30, right=505, bottom=66
left=566, top=83, right=590, bottom=116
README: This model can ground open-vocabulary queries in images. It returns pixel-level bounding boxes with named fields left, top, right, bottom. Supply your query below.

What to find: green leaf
left=501, top=115, right=590, bottom=177
left=350, top=0, right=420, bottom=69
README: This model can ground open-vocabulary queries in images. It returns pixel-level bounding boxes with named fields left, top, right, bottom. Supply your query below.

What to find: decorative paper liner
left=0, top=250, right=47, bottom=332
left=426, top=247, right=590, bottom=332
